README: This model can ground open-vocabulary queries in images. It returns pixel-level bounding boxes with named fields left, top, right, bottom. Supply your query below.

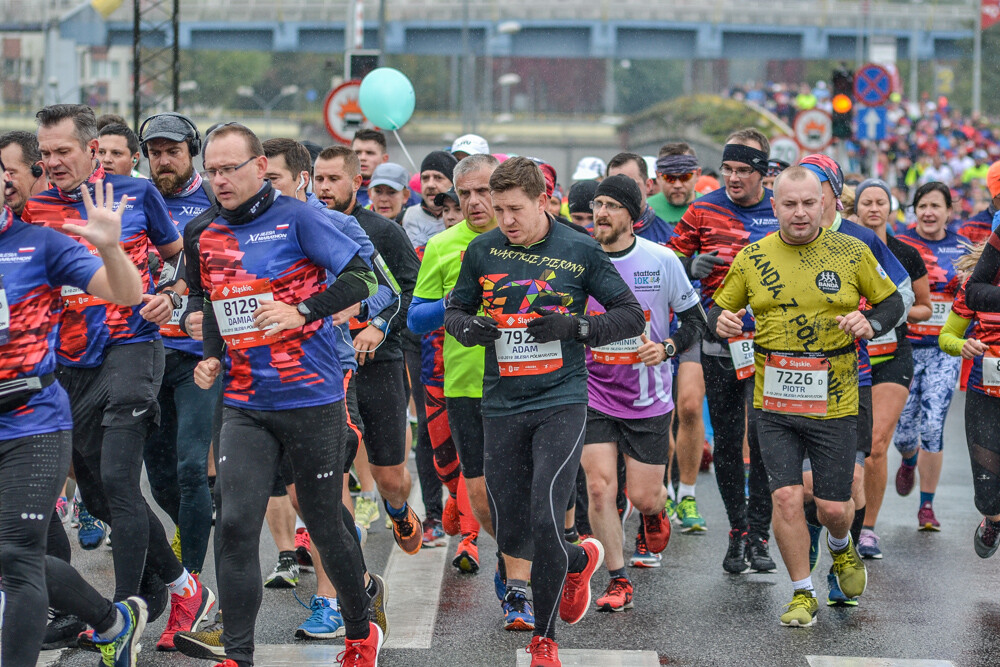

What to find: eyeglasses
left=658, top=172, right=695, bottom=184
left=590, top=200, right=625, bottom=213
left=202, top=157, right=254, bottom=181
left=720, top=165, right=756, bottom=178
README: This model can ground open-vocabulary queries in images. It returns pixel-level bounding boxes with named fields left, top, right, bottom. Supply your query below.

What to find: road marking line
left=515, top=649, right=661, bottom=666
left=806, top=656, right=956, bottom=667
left=241, top=645, right=345, bottom=663
left=36, top=649, right=64, bottom=666
left=381, top=540, right=449, bottom=649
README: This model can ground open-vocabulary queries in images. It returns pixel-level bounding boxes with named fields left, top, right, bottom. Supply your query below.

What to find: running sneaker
left=675, top=496, right=706, bottom=533
left=171, top=526, right=183, bottom=564
left=808, top=522, right=823, bottom=572
left=595, top=577, right=633, bottom=612
left=77, top=504, right=109, bottom=550
left=94, top=597, right=148, bottom=667
left=526, top=636, right=560, bottom=667
left=641, top=508, right=671, bottom=554
left=157, top=575, right=216, bottom=651
left=295, top=527, right=313, bottom=569
left=563, top=526, right=580, bottom=544
left=501, top=590, right=535, bottom=631
left=453, top=532, right=480, bottom=573
left=829, top=536, right=867, bottom=598
left=559, top=537, right=605, bottom=625
left=422, top=518, right=447, bottom=548
left=348, top=469, right=361, bottom=493
left=629, top=528, right=662, bottom=568
left=976, top=518, right=1000, bottom=559
left=442, top=495, right=460, bottom=536
left=295, top=595, right=344, bottom=639
left=663, top=497, right=677, bottom=522
left=857, top=528, right=883, bottom=559
left=42, top=611, right=86, bottom=650
left=55, top=496, right=72, bottom=526
left=356, top=522, right=368, bottom=548
left=722, top=529, right=750, bottom=574
left=173, top=611, right=224, bottom=661
left=264, top=552, right=300, bottom=589
left=367, top=573, right=389, bottom=640
left=918, top=502, right=941, bottom=531
left=390, top=505, right=423, bottom=555
left=71, top=499, right=81, bottom=528
left=354, top=495, right=380, bottom=531
left=336, top=621, right=383, bottom=667
left=895, top=461, right=916, bottom=496
left=747, top=534, right=777, bottom=573
left=779, top=590, right=818, bottom=627
left=826, top=571, right=858, bottom=607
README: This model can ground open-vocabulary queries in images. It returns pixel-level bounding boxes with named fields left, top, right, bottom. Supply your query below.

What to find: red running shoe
left=442, top=495, right=460, bottom=536
left=559, top=537, right=604, bottom=625
left=295, top=527, right=313, bottom=569
left=452, top=532, right=480, bottom=573
left=156, top=575, right=216, bottom=651
left=337, top=621, right=383, bottom=666
left=526, top=636, right=561, bottom=667
left=595, top=577, right=634, bottom=612
left=218, top=662, right=239, bottom=667
left=641, top=508, right=671, bottom=554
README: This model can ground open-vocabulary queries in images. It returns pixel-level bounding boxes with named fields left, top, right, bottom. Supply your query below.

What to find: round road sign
left=793, top=109, right=833, bottom=152
left=323, top=80, right=373, bottom=145
left=769, top=135, right=800, bottom=166
left=854, top=63, right=892, bottom=107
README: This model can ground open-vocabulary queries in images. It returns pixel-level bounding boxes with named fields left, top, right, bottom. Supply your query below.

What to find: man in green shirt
left=648, top=142, right=702, bottom=226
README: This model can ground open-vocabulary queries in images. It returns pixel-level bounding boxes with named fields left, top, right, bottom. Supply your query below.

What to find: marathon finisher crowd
left=2, top=100, right=1000, bottom=667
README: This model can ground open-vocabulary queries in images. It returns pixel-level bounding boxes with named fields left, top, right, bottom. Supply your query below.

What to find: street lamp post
left=237, top=85, right=300, bottom=138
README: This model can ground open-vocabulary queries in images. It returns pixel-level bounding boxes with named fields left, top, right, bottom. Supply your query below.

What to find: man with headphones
left=97, top=123, right=146, bottom=179
left=0, top=131, right=46, bottom=216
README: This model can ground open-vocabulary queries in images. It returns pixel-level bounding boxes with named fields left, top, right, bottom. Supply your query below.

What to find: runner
left=580, top=174, right=705, bottom=612
left=352, top=128, right=389, bottom=208
left=711, top=165, right=902, bottom=627
left=401, top=151, right=457, bottom=249
left=0, top=131, right=47, bottom=216
left=97, top=123, right=142, bottom=177
left=445, top=156, right=646, bottom=665
left=648, top=142, right=702, bottom=227
left=368, top=162, right=411, bottom=223
left=566, top=180, right=597, bottom=233
left=957, top=161, right=1000, bottom=244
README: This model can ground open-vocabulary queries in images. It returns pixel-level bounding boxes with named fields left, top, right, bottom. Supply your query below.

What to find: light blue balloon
left=359, top=68, right=415, bottom=131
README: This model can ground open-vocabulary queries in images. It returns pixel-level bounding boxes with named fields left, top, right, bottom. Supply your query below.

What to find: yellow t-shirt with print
left=712, top=227, right=898, bottom=419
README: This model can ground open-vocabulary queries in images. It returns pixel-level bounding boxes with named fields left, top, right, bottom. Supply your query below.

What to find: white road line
left=806, top=656, right=956, bottom=667
left=240, top=644, right=344, bottom=663
left=36, top=649, right=64, bottom=666
left=515, top=649, right=661, bottom=666
left=381, top=538, right=449, bottom=649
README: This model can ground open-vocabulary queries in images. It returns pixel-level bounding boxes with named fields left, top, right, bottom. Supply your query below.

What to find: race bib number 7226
left=210, top=279, right=277, bottom=349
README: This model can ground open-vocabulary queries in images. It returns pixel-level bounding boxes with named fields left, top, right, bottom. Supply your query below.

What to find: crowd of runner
left=2, top=100, right=1000, bottom=667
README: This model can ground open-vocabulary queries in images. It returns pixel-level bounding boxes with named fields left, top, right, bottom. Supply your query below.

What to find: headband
left=656, top=154, right=699, bottom=175
left=721, top=144, right=769, bottom=175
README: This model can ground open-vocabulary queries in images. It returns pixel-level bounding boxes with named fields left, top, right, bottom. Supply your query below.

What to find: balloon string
left=392, top=129, right=419, bottom=173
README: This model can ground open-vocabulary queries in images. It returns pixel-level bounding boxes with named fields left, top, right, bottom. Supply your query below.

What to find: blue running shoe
left=494, top=563, right=506, bottom=602
left=295, top=595, right=345, bottom=639
left=808, top=523, right=823, bottom=573
left=501, top=591, right=534, bottom=631
left=78, top=503, right=109, bottom=550
left=826, top=572, right=858, bottom=606
left=94, top=597, right=148, bottom=667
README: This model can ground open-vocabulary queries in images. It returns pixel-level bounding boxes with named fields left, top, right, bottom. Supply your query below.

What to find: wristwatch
left=662, top=340, right=677, bottom=358
left=162, top=290, right=183, bottom=310
left=370, top=315, right=389, bottom=333
left=576, top=317, right=591, bottom=342
left=296, top=302, right=311, bottom=320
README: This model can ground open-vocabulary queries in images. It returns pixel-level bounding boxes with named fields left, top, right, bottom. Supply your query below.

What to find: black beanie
left=567, top=179, right=599, bottom=214
left=594, top=174, right=642, bottom=221
left=420, top=150, right=458, bottom=183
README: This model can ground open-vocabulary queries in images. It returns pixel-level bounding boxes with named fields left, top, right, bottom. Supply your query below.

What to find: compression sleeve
left=939, top=311, right=972, bottom=357
left=298, top=254, right=377, bottom=325
left=202, top=297, right=223, bottom=360
left=706, top=305, right=725, bottom=340
left=672, top=302, right=707, bottom=353
left=864, top=291, right=904, bottom=337
left=965, top=234, right=1000, bottom=312
left=582, top=288, right=645, bottom=348
left=179, top=205, right=218, bottom=336
left=408, top=296, right=446, bottom=335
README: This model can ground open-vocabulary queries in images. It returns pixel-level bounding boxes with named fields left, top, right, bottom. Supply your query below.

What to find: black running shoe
left=975, top=518, right=1000, bottom=559
left=723, top=529, right=751, bottom=574
left=42, top=611, right=87, bottom=649
left=748, top=534, right=777, bottom=573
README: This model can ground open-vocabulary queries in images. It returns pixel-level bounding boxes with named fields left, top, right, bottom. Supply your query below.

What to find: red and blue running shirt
left=0, top=210, right=103, bottom=439
left=897, top=227, right=968, bottom=346
left=951, top=280, right=1000, bottom=397
left=198, top=196, right=361, bottom=411
left=22, top=174, right=179, bottom=367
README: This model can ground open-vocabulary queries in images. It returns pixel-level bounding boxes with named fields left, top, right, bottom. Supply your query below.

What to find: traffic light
left=831, top=68, right=854, bottom=139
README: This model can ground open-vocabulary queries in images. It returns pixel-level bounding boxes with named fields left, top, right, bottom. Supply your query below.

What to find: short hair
left=352, top=129, right=387, bottom=152
left=772, top=165, right=820, bottom=196
left=912, top=181, right=953, bottom=210
left=262, top=138, right=312, bottom=177
left=99, top=123, right=140, bottom=156
left=657, top=142, right=695, bottom=158
left=454, top=153, right=499, bottom=183
left=725, top=127, right=770, bottom=156
left=316, top=145, right=361, bottom=178
left=35, top=104, right=98, bottom=149
left=0, top=131, right=42, bottom=166
left=608, top=152, right=648, bottom=180
left=96, top=113, right=129, bottom=130
left=489, top=156, right=546, bottom=200
left=204, top=122, right=264, bottom=159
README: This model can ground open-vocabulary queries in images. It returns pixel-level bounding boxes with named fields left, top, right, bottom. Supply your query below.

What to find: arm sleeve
left=370, top=223, right=419, bottom=329
left=202, top=297, right=224, bottom=360
left=939, top=311, right=972, bottom=357
left=179, top=207, right=217, bottom=336
left=583, top=289, right=646, bottom=348
left=706, top=304, right=725, bottom=340
left=864, top=290, right=904, bottom=336
left=868, top=235, right=913, bottom=324
left=408, top=296, right=446, bottom=335
left=965, top=233, right=1000, bottom=312
left=298, top=254, right=378, bottom=325
left=671, top=302, right=707, bottom=354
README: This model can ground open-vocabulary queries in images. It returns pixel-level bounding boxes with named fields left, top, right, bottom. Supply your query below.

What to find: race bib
left=728, top=332, right=755, bottom=379
left=910, top=293, right=953, bottom=336
left=591, top=310, right=651, bottom=365
left=491, top=311, right=563, bottom=377
left=866, top=328, right=897, bottom=356
left=61, top=284, right=106, bottom=310
left=982, top=347, right=1000, bottom=394
left=0, top=276, right=9, bottom=346
left=160, top=293, right=189, bottom=338
left=210, top=279, right=277, bottom=349
left=762, top=354, right=829, bottom=416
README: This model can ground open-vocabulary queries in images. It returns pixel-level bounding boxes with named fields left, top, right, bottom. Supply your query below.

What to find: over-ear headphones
left=138, top=112, right=202, bottom=158
left=30, top=164, right=43, bottom=178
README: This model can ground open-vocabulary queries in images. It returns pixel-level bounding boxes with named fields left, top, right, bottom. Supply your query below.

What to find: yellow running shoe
left=354, top=495, right=380, bottom=530
left=779, top=589, right=818, bottom=627
left=171, top=526, right=182, bottom=564
left=829, top=535, right=867, bottom=598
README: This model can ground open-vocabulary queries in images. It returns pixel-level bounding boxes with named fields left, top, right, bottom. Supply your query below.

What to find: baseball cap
left=451, top=134, right=490, bottom=157
left=140, top=113, right=198, bottom=148
left=370, top=162, right=409, bottom=192
left=572, top=156, right=606, bottom=181
left=987, top=161, right=1000, bottom=198
left=434, top=187, right=460, bottom=208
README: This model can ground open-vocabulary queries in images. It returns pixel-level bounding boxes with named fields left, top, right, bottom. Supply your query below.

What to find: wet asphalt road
left=46, top=390, right=997, bottom=667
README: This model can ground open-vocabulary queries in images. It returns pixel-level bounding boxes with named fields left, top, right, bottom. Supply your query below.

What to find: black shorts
left=871, top=340, right=914, bottom=388
left=343, top=370, right=364, bottom=473
left=856, top=384, right=873, bottom=456
left=355, top=360, right=407, bottom=467
left=757, top=412, right=857, bottom=502
left=584, top=407, right=671, bottom=466
left=270, top=453, right=295, bottom=497
left=446, top=396, right=484, bottom=479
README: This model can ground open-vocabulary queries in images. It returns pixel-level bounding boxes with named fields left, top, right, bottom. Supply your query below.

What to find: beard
left=326, top=192, right=353, bottom=213
left=152, top=164, right=194, bottom=196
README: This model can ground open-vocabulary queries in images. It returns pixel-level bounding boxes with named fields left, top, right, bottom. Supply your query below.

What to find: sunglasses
left=658, top=172, right=695, bottom=184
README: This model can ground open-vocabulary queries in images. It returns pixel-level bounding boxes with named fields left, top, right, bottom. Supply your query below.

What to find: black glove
left=526, top=307, right=579, bottom=343
left=689, top=250, right=726, bottom=280
left=461, top=316, right=502, bottom=346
